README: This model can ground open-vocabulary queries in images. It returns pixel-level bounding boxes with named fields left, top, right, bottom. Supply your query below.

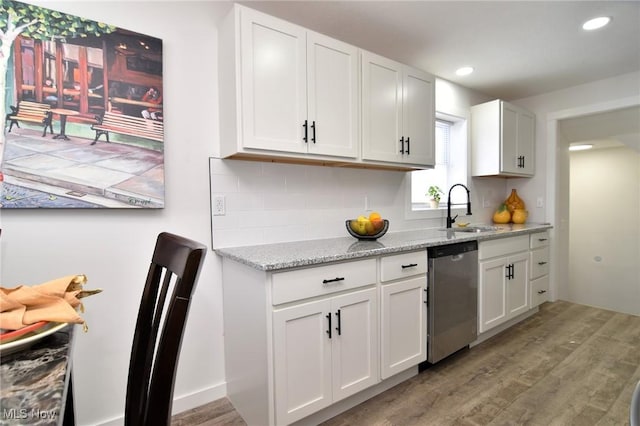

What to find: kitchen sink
left=439, top=225, right=501, bottom=233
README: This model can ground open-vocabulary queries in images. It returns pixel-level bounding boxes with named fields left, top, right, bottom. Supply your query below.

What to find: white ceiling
left=238, top=0, right=640, bottom=101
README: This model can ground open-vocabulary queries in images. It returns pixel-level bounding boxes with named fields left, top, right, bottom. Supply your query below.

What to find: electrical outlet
left=536, top=197, right=544, bottom=208
left=482, top=196, right=491, bottom=208
left=213, top=195, right=226, bottom=216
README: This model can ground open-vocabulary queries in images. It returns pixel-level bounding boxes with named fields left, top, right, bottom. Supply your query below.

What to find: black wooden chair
left=125, top=232, right=207, bottom=426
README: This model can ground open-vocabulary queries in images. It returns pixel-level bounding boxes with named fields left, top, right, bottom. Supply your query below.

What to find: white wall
left=0, top=2, right=232, bottom=425
left=569, top=146, right=640, bottom=315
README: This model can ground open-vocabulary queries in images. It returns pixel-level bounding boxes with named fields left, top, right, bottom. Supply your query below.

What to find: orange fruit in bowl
left=368, top=211, right=384, bottom=232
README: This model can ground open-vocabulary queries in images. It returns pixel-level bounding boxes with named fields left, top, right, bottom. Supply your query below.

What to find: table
left=0, top=325, right=76, bottom=426
left=109, top=96, right=163, bottom=109
left=50, top=109, right=80, bottom=140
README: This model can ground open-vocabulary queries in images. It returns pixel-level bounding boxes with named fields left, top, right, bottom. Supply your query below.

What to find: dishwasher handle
left=427, top=241, right=478, bottom=258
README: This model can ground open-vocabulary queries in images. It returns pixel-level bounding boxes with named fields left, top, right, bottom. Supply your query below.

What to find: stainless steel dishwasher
left=426, top=241, right=478, bottom=364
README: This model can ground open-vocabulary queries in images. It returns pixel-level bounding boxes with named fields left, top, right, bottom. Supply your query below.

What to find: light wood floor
left=172, top=301, right=640, bottom=426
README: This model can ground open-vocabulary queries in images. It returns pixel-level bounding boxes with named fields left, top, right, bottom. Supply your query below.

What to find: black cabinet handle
left=406, top=136, right=410, bottom=155
left=517, top=155, right=525, bottom=168
left=424, top=288, right=428, bottom=306
left=335, top=309, right=341, bottom=336
left=326, top=313, right=332, bottom=339
left=303, top=120, right=308, bottom=143
left=538, top=290, right=547, bottom=294
left=311, top=121, right=316, bottom=143
left=538, top=261, right=548, bottom=265
left=401, top=263, right=418, bottom=269
left=505, top=264, right=515, bottom=279
left=538, top=238, right=548, bottom=242
left=399, top=137, right=405, bottom=154
left=322, top=277, right=345, bottom=284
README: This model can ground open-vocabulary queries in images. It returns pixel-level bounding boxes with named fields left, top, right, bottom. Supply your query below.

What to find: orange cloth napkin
left=0, top=274, right=101, bottom=331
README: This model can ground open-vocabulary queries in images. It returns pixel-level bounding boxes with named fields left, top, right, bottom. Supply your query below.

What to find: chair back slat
left=125, top=232, right=207, bottom=426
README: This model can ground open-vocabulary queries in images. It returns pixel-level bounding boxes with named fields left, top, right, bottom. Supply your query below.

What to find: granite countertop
left=215, top=223, right=552, bottom=271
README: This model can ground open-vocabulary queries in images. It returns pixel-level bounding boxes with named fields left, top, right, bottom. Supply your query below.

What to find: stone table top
left=0, top=325, right=75, bottom=426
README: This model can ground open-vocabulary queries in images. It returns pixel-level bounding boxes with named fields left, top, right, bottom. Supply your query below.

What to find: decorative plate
left=0, top=322, right=68, bottom=356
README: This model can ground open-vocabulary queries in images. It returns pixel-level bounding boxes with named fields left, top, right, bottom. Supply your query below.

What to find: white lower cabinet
left=273, top=287, right=378, bottom=425
left=380, top=276, right=427, bottom=379
left=478, top=236, right=530, bottom=333
left=379, top=250, right=427, bottom=379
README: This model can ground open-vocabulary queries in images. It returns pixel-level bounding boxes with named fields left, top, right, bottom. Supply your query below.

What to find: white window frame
left=404, top=111, right=469, bottom=220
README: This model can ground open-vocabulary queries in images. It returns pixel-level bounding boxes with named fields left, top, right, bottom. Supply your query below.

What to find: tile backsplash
left=209, top=158, right=445, bottom=247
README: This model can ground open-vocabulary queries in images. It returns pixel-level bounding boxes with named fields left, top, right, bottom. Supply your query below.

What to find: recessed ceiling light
left=455, top=66, right=474, bottom=76
left=582, top=16, right=611, bottom=31
left=569, top=144, right=593, bottom=151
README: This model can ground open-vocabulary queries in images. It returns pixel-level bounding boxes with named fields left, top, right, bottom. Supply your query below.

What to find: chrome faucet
left=446, top=183, right=472, bottom=228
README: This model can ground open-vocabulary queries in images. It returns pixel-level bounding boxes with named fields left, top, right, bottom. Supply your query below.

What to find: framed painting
left=0, top=0, right=164, bottom=208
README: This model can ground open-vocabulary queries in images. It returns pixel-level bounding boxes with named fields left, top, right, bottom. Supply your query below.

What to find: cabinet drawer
left=272, top=258, right=377, bottom=305
left=380, top=251, right=427, bottom=282
left=530, top=275, right=549, bottom=307
left=478, top=235, right=529, bottom=260
left=530, top=247, right=550, bottom=279
left=530, top=231, right=550, bottom=249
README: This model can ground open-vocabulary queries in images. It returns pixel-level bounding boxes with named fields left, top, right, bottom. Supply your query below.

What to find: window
left=407, top=113, right=468, bottom=216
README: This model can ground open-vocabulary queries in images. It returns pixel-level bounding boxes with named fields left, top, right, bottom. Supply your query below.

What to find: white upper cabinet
left=362, top=51, right=435, bottom=167
left=471, top=99, right=535, bottom=177
left=306, top=32, right=359, bottom=157
left=220, top=6, right=358, bottom=159
left=239, top=9, right=307, bottom=153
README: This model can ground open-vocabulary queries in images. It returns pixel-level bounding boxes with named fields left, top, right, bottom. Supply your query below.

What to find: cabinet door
left=273, top=299, right=332, bottom=425
left=501, top=102, right=534, bottom=176
left=307, top=32, right=359, bottom=158
left=516, top=110, right=535, bottom=175
left=500, top=102, right=519, bottom=174
left=361, top=51, right=403, bottom=163
left=478, top=257, right=508, bottom=333
left=331, top=288, right=378, bottom=402
left=402, top=67, right=435, bottom=166
left=380, top=276, right=427, bottom=379
left=507, top=253, right=529, bottom=318
left=240, top=9, right=307, bottom=153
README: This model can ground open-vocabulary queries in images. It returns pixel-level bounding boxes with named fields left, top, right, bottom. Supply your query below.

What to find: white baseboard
left=172, top=382, right=228, bottom=415
left=94, top=382, right=227, bottom=426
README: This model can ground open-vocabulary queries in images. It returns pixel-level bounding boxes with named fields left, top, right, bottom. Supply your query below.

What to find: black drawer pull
left=538, top=261, right=548, bottom=265
left=537, top=290, right=547, bottom=294
left=322, top=277, right=345, bottom=284
left=538, top=238, right=548, bottom=242
left=401, top=263, right=418, bottom=269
